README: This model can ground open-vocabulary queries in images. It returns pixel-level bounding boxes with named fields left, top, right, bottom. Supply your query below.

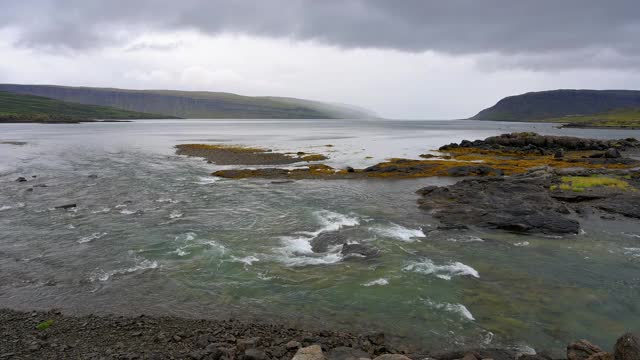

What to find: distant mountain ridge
left=0, top=84, right=376, bottom=119
left=470, top=89, right=640, bottom=121
left=0, top=91, right=173, bottom=123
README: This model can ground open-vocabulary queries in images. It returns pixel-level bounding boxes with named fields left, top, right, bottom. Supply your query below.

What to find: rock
left=15, top=177, right=27, bottom=182
left=605, top=148, right=622, bottom=159
left=196, top=334, right=214, bottom=348
left=554, top=149, right=565, bottom=159
left=341, top=243, right=380, bottom=259
left=415, top=186, right=439, bottom=196
left=204, top=344, right=224, bottom=359
left=243, top=348, right=268, bottom=360
left=614, top=333, right=640, bottom=360
left=326, top=346, right=370, bottom=360
left=462, top=354, right=478, bottom=360
left=587, top=353, right=613, bottom=360
left=271, top=180, right=295, bottom=184
left=173, top=335, right=182, bottom=342
left=346, top=166, right=355, bottom=173
left=55, top=203, right=77, bottom=210
left=237, top=337, right=261, bottom=352
left=293, top=345, right=326, bottom=360
left=446, top=165, right=503, bottom=177
left=367, top=333, right=385, bottom=346
left=311, top=231, right=348, bottom=252
left=519, top=354, right=552, bottom=360
left=372, top=355, right=412, bottom=360
left=287, top=341, right=302, bottom=350
left=189, top=351, right=205, bottom=360
left=567, top=340, right=603, bottom=360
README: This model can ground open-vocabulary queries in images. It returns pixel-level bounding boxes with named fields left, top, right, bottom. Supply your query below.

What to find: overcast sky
left=1, top=0, right=640, bottom=119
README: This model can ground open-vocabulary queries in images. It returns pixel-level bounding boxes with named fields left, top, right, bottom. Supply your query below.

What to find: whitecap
left=0, top=205, right=12, bottom=211
left=371, top=223, right=425, bottom=242
left=363, top=278, right=389, bottom=287
left=173, top=247, right=190, bottom=256
left=196, top=176, right=220, bottom=184
left=301, top=210, right=359, bottom=237
left=231, top=255, right=260, bottom=266
left=275, top=235, right=343, bottom=266
left=623, top=233, right=640, bottom=239
left=78, top=232, right=108, bottom=244
left=403, top=258, right=479, bottom=280
left=115, top=204, right=127, bottom=209
left=175, top=232, right=196, bottom=241
left=90, top=257, right=159, bottom=282
left=514, top=241, right=530, bottom=247
left=66, top=224, right=76, bottom=229
left=156, top=198, right=179, bottom=204
left=202, top=240, right=226, bottom=254
left=120, top=209, right=137, bottom=215
left=169, top=210, right=183, bottom=219
left=91, top=208, right=111, bottom=214
left=425, top=299, right=475, bottom=321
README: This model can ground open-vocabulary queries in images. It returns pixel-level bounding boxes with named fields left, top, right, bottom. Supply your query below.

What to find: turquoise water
left=0, top=119, right=639, bottom=354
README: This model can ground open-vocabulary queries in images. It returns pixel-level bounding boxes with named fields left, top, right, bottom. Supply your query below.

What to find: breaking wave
left=403, top=258, right=479, bottom=280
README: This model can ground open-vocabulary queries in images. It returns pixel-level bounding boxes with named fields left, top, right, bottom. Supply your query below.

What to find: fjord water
left=1, top=119, right=639, bottom=353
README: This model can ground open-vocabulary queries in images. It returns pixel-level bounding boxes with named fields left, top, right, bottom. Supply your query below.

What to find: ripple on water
left=78, top=232, right=108, bottom=244
left=424, top=298, right=475, bottom=321
left=363, top=278, right=389, bottom=287
left=403, top=258, right=479, bottom=280
left=90, top=256, right=159, bottom=282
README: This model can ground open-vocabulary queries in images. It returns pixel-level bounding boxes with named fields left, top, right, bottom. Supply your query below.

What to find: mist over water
left=1, top=119, right=639, bottom=353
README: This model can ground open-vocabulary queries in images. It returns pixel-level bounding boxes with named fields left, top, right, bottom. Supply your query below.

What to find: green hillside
left=0, top=84, right=376, bottom=119
left=0, top=91, right=173, bottom=123
left=471, top=89, right=640, bottom=124
left=544, top=108, right=640, bottom=128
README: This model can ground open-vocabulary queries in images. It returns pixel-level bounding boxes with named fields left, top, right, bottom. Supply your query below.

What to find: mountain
left=470, top=89, right=640, bottom=122
left=0, top=91, right=173, bottom=123
left=0, top=84, right=376, bottom=119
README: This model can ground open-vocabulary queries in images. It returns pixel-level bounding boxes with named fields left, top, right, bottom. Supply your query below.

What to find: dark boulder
left=55, top=203, right=77, bottom=210
left=326, top=346, right=370, bottom=360
left=415, top=186, right=439, bottom=196
left=15, top=177, right=27, bottom=182
left=605, top=148, right=622, bottom=159
left=446, top=165, right=503, bottom=177
left=341, top=243, right=380, bottom=259
left=614, top=333, right=640, bottom=360
left=310, top=231, right=348, bottom=253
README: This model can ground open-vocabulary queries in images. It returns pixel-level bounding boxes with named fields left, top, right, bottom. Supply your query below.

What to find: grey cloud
left=2, top=0, right=640, bottom=69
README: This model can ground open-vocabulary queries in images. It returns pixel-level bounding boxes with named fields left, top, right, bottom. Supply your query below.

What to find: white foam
left=173, top=247, right=190, bottom=256
left=371, top=223, right=425, bottom=242
left=175, top=232, right=196, bottom=242
left=66, top=224, right=76, bottom=229
left=231, top=255, right=260, bottom=266
left=514, top=241, right=530, bottom=247
left=202, top=240, right=227, bottom=254
left=623, top=233, right=640, bottom=239
left=196, top=176, right=220, bottom=184
left=156, top=198, right=179, bottom=204
left=90, top=257, right=159, bottom=282
left=120, top=209, right=137, bottom=215
left=276, top=235, right=344, bottom=266
left=425, top=299, right=475, bottom=321
left=91, top=208, right=111, bottom=214
left=403, top=258, right=479, bottom=280
left=78, top=232, right=108, bottom=244
left=363, top=278, right=389, bottom=286
left=306, top=210, right=360, bottom=236
left=115, top=204, right=127, bottom=209
left=169, top=210, right=183, bottom=219
left=623, top=248, right=640, bottom=257
left=0, top=205, right=12, bottom=211
left=446, top=235, right=484, bottom=243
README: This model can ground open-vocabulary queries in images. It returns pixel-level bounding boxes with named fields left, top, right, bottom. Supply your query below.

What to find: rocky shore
left=1, top=309, right=638, bottom=360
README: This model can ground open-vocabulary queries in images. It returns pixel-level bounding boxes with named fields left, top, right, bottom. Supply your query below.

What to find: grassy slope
left=0, top=84, right=375, bottom=119
left=0, top=91, right=174, bottom=122
left=542, top=108, right=640, bottom=128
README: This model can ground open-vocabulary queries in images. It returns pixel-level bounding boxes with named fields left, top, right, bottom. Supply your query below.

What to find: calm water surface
left=1, top=119, right=639, bottom=354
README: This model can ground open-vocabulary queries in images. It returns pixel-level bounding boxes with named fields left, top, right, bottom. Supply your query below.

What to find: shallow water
left=1, top=119, right=639, bottom=354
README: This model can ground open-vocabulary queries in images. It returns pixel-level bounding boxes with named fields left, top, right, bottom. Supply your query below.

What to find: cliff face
left=0, top=84, right=375, bottom=119
left=471, top=89, right=640, bottom=121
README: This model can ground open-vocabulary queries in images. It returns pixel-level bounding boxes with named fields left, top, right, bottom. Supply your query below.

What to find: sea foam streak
left=78, top=232, right=108, bottom=244
left=403, top=258, right=479, bottom=280
left=371, top=223, right=425, bottom=242
left=363, top=278, right=389, bottom=286
left=90, top=257, right=159, bottom=282
left=0, top=205, right=12, bottom=211
left=425, top=299, right=475, bottom=321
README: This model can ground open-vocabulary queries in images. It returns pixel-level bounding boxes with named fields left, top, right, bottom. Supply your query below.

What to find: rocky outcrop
left=440, top=132, right=639, bottom=154
left=615, top=333, right=640, bottom=360
left=417, top=166, right=640, bottom=235
left=567, top=340, right=604, bottom=360
left=293, top=345, right=327, bottom=360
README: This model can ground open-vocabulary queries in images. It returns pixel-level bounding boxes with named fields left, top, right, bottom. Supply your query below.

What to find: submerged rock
left=340, top=243, right=380, bottom=259
left=311, top=232, right=348, bottom=253
left=567, top=340, right=604, bottom=360
left=15, top=177, right=27, bottom=182
left=54, top=203, right=77, bottom=210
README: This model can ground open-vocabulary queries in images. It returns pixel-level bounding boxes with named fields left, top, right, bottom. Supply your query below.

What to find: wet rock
left=415, top=186, right=439, bottom=196
left=554, top=149, right=565, bottom=159
left=587, top=352, right=613, bottom=360
left=196, top=334, right=214, bottom=348
left=237, top=337, right=261, bottom=352
left=372, top=355, right=412, bottom=360
left=346, top=166, right=355, bottom=173
left=243, top=348, right=268, bottom=360
left=327, top=346, right=371, bottom=360
left=519, top=354, right=552, bottom=360
left=567, top=340, right=603, bottom=360
left=55, top=203, right=77, bottom=210
left=311, top=231, right=348, bottom=253
left=614, top=333, right=640, bottom=360
left=205, top=344, right=224, bottom=359
left=446, top=165, right=503, bottom=177
left=367, top=333, right=385, bottom=346
left=271, top=180, right=295, bottom=184
left=15, top=177, right=27, bottom=182
left=293, top=345, right=326, bottom=360
left=605, top=148, right=622, bottom=159
left=287, top=341, right=302, bottom=350
left=341, top=243, right=380, bottom=259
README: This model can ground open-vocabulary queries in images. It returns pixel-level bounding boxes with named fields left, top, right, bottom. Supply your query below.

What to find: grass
left=36, top=319, right=54, bottom=330
left=543, top=108, right=640, bottom=128
left=0, top=91, right=172, bottom=122
left=550, top=176, right=634, bottom=192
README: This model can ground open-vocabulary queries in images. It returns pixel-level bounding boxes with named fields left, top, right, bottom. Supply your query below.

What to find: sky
left=1, top=0, right=640, bottom=119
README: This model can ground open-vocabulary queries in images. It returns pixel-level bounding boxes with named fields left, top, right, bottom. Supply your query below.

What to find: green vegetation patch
left=551, top=176, right=634, bottom=192
left=544, top=108, right=640, bottom=128
left=36, top=319, right=54, bottom=330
